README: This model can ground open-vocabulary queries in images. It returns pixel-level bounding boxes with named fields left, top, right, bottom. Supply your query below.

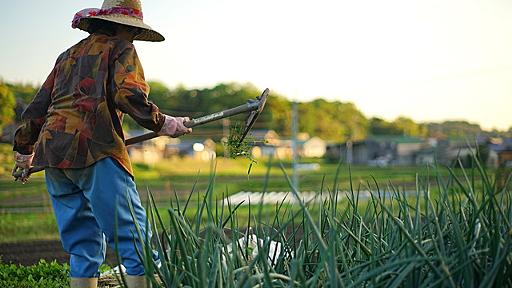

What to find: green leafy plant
left=0, top=260, right=69, bottom=288
left=225, top=123, right=257, bottom=176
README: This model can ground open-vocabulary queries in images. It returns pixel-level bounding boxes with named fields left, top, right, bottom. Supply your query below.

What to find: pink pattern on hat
left=72, top=7, right=143, bottom=28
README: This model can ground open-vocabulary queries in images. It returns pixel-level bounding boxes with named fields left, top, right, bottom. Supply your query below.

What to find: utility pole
left=223, top=118, right=230, bottom=157
left=346, top=139, right=353, bottom=164
left=345, top=130, right=353, bottom=164
left=291, top=101, right=299, bottom=191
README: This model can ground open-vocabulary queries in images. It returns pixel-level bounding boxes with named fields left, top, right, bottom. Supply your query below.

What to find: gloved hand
left=12, top=152, right=34, bottom=183
left=158, top=115, right=192, bottom=137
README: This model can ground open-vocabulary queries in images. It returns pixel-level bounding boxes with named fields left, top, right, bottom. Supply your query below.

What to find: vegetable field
left=1, top=152, right=511, bottom=287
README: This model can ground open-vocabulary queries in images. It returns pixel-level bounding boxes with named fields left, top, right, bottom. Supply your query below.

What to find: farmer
left=11, top=1, right=190, bottom=287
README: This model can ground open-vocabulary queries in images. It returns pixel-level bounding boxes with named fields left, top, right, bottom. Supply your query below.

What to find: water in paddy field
left=222, top=190, right=416, bottom=205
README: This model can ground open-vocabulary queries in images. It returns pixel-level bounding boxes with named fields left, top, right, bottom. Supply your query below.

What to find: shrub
left=0, top=260, right=69, bottom=288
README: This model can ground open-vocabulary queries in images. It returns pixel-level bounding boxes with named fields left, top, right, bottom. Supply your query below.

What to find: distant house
left=127, top=129, right=216, bottom=163
left=127, top=129, right=177, bottom=165
left=196, top=138, right=217, bottom=161
left=414, top=147, right=436, bottom=165
left=299, top=136, right=326, bottom=158
left=249, top=129, right=280, bottom=146
left=252, top=141, right=292, bottom=159
left=326, top=136, right=426, bottom=166
left=484, top=138, right=512, bottom=188
left=442, top=140, right=476, bottom=161
left=433, top=139, right=479, bottom=166
left=250, top=130, right=326, bottom=159
left=499, top=150, right=512, bottom=168
left=164, top=140, right=194, bottom=157
left=164, top=138, right=216, bottom=161
left=499, top=138, right=512, bottom=168
left=275, top=140, right=293, bottom=159
left=487, top=138, right=512, bottom=168
left=326, top=140, right=391, bottom=166
left=250, top=129, right=283, bottom=159
left=392, top=136, right=424, bottom=165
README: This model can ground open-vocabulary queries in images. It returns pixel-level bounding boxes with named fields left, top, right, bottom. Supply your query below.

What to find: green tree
left=6, top=83, right=37, bottom=104
left=370, top=117, right=427, bottom=137
left=147, top=80, right=176, bottom=113
left=0, top=83, right=16, bottom=133
left=299, top=99, right=341, bottom=140
left=298, top=99, right=367, bottom=141
left=369, top=117, right=401, bottom=135
left=337, top=102, right=368, bottom=141
left=392, top=116, right=425, bottom=137
left=205, top=83, right=261, bottom=113
left=426, top=121, right=482, bottom=138
left=261, top=91, right=290, bottom=135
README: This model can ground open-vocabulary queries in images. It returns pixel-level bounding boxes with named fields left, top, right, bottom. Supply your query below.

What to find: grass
left=0, top=153, right=486, bottom=243
left=0, top=213, right=58, bottom=243
left=1, top=158, right=443, bottom=198
left=0, top=157, right=444, bottom=243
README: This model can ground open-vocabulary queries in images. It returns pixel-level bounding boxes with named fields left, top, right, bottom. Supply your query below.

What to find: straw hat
left=72, top=0, right=164, bottom=42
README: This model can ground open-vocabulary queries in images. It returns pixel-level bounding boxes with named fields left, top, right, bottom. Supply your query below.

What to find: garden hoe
left=14, top=88, right=269, bottom=179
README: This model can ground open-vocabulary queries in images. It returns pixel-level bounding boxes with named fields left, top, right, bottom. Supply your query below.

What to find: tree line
left=1, top=80, right=510, bottom=142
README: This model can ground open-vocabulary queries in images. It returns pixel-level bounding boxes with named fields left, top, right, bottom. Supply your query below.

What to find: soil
left=0, top=240, right=117, bottom=266
left=1, top=226, right=302, bottom=266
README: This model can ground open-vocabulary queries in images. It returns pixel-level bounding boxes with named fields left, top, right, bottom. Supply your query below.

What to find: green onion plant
left=114, top=149, right=512, bottom=287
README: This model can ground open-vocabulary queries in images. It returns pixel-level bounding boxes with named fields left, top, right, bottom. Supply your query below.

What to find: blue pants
left=45, top=157, right=155, bottom=277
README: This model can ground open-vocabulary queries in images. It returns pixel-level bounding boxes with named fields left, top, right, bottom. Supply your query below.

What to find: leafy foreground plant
left=0, top=260, right=69, bottom=288
left=113, top=155, right=512, bottom=287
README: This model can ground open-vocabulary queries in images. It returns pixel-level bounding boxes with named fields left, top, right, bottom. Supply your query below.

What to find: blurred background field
left=0, top=142, right=475, bottom=243
left=0, top=82, right=512, bottom=270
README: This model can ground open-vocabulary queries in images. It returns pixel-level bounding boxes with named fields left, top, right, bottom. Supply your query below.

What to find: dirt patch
left=0, top=240, right=117, bottom=266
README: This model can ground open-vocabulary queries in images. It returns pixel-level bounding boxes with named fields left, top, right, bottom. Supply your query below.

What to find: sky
left=1, top=0, right=511, bottom=130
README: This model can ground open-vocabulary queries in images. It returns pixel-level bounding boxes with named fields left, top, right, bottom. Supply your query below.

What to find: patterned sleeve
left=13, top=66, right=56, bottom=155
left=112, top=45, right=165, bottom=132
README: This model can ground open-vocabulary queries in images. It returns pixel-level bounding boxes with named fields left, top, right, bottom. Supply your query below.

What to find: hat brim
left=76, top=15, right=165, bottom=42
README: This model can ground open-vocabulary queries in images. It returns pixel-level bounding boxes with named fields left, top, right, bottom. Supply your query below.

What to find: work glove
left=12, top=152, right=34, bottom=183
left=158, top=115, right=192, bottom=137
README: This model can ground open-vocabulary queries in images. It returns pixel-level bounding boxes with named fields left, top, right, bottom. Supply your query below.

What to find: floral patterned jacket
left=13, top=33, right=165, bottom=176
